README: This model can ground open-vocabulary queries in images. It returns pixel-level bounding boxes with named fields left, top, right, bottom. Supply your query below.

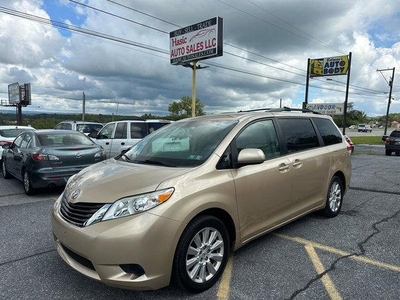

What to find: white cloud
left=0, top=0, right=399, bottom=117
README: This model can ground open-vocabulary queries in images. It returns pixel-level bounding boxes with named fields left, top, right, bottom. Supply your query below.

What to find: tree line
left=0, top=96, right=398, bottom=129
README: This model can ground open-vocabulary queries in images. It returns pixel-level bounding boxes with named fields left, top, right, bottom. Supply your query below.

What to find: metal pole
left=82, top=92, right=86, bottom=121
left=17, top=104, right=22, bottom=125
left=343, top=52, right=352, bottom=135
left=384, top=67, right=395, bottom=135
left=377, top=67, right=396, bottom=135
left=191, top=60, right=197, bottom=117
left=303, top=58, right=310, bottom=109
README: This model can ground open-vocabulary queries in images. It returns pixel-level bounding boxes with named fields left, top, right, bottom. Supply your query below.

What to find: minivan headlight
left=84, top=188, right=174, bottom=226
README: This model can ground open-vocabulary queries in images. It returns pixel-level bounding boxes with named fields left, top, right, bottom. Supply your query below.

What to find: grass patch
left=350, top=136, right=384, bottom=145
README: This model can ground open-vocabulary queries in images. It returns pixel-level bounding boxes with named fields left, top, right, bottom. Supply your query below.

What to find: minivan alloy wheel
left=323, top=176, right=343, bottom=217
left=186, top=227, right=224, bottom=283
left=329, top=181, right=341, bottom=212
left=173, top=215, right=229, bottom=293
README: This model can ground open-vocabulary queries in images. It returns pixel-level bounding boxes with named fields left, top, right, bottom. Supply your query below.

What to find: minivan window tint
left=313, top=118, right=342, bottom=146
left=235, top=119, right=280, bottom=159
left=277, top=118, right=319, bottom=153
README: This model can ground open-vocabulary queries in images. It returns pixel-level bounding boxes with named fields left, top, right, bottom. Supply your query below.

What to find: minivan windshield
left=119, top=119, right=237, bottom=167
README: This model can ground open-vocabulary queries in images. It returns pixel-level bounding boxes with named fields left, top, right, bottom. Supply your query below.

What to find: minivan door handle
left=121, top=142, right=125, bottom=145
left=292, top=159, right=302, bottom=168
left=278, top=163, right=290, bottom=173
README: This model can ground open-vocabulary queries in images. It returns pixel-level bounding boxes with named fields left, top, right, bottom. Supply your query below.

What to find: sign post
left=305, top=53, right=352, bottom=134
left=7, top=82, right=32, bottom=125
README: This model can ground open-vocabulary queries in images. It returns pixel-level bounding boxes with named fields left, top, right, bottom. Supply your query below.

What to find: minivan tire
left=172, top=215, right=230, bottom=293
left=322, top=176, right=343, bottom=218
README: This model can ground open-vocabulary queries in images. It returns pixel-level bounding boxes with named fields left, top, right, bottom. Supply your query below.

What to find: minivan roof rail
left=238, top=106, right=321, bottom=114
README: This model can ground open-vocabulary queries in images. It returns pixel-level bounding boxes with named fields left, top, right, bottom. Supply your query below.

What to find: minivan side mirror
left=237, top=148, right=265, bottom=166
left=381, top=135, right=388, bottom=142
left=2, top=143, right=10, bottom=149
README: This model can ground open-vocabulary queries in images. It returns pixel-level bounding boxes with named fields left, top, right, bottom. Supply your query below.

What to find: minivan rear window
left=313, top=118, right=342, bottom=146
left=277, top=118, right=319, bottom=153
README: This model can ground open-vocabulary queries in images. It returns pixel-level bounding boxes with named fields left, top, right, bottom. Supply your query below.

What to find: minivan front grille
left=60, top=193, right=104, bottom=227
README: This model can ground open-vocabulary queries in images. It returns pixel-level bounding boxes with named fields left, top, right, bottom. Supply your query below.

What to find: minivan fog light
left=101, top=188, right=174, bottom=222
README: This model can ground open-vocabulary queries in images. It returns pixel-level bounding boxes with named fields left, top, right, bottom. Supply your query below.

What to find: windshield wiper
left=142, top=159, right=176, bottom=167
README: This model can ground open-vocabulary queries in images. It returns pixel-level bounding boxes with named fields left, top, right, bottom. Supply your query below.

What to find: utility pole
left=82, top=92, right=86, bottom=121
left=377, top=67, right=395, bottom=135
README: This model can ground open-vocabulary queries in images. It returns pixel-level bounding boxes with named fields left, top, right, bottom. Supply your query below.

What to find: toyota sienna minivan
left=51, top=108, right=351, bottom=293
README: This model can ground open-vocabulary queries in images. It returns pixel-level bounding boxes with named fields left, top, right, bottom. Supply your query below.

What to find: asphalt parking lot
left=0, top=144, right=399, bottom=300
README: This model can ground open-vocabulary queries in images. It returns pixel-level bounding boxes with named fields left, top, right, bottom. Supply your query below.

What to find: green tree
left=168, top=96, right=205, bottom=120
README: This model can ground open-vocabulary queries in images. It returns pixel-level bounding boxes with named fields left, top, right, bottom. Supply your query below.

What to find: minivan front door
left=232, top=119, right=294, bottom=243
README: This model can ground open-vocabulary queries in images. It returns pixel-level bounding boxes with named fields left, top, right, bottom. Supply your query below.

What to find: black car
left=383, top=129, right=400, bottom=156
left=2, top=129, right=107, bottom=195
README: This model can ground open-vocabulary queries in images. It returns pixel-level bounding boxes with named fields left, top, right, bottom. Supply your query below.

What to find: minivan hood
left=65, top=159, right=191, bottom=204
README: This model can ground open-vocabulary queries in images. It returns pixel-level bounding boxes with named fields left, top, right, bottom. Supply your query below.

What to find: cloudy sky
left=0, top=0, right=399, bottom=117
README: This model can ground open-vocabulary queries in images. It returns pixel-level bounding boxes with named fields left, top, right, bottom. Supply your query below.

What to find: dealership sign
left=307, top=103, right=344, bottom=115
left=8, top=82, right=31, bottom=106
left=8, top=82, right=20, bottom=104
left=170, top=17, right=223, bottom=65
left=309, top=55, right=349, bottom=78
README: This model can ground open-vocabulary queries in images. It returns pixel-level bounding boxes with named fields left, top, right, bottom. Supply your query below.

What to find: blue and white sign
left=307, top=103, right=344, bottom=115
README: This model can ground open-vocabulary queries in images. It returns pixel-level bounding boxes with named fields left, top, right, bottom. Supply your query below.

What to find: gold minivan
left=51, top=108, right=351, bottom=293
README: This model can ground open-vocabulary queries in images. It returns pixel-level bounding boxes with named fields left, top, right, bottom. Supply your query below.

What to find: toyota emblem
left=71, top=189, right=81, bottom=200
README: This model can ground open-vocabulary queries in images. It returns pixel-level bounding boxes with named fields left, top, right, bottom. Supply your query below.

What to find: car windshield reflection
left=119, top=119, right=237, bottom=167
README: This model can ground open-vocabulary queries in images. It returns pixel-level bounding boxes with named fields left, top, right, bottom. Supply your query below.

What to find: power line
left=0, top=6, right=169, bottom=55
left=0, top=5, right=390, bottom=102
left=69, top=0, right=168, bottom=34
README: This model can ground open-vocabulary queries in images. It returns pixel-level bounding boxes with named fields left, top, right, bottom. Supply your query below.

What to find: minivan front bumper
left=51, top=195, right=183, bottom=290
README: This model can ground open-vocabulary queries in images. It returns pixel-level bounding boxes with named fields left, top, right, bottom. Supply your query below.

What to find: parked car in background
left=90, top=120, right=147, bottom=158
left=348, top=125, right=357, bottom=129
left=91, top=119, right=171, bottom=158
left=0, top=125, right=35, bottom=164
left=383, top=129, right=400, bottom=156
left=2, top=130, right=106, bottom=195
left=52, top=108, right=351, bottom=292
left=146, top=119, right=172, bottom=133
left=54, top=120, right=103, bottom=136
left=344, top=134, right=354, bottom=153
left=357, top=124, right=372, bottom=132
